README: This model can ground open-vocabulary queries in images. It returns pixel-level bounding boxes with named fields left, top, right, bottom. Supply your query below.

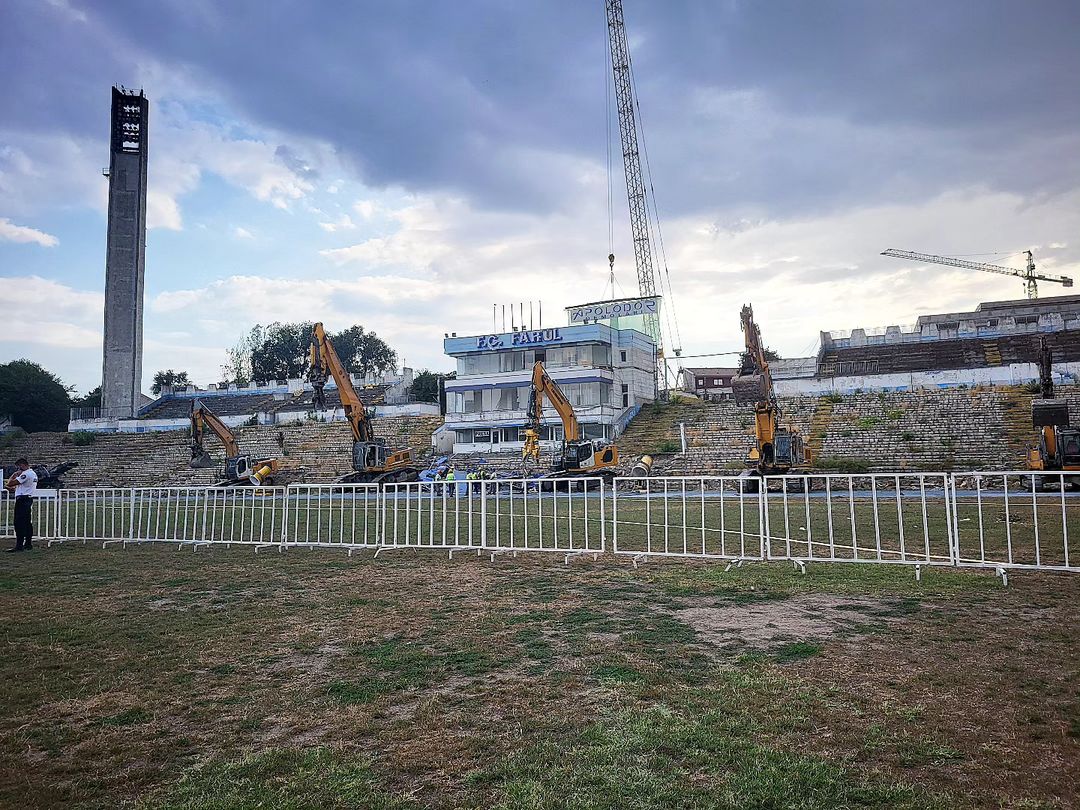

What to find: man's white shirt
left=14, top=468, right=37, bottom=496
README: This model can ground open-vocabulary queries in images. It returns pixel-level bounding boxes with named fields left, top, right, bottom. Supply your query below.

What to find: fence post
left=946, top=473, right=958, bottom=566
left=599, top=478, right=607, bottom=553
left=480, top=480, right=488, bottom=548
left=128, top=488, right=137, bottom=546
left=758, top=482, right=769, bottom=560
left=281, top=485, right=291, bottom=543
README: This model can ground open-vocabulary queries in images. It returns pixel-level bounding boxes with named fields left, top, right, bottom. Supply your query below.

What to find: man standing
left=5, top=458, right=37, bottom=552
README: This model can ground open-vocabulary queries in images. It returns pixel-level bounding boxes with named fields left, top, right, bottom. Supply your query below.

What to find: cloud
left=233, top=226, right=254, bottom=239
left=0, top=276, right=102, bottom=348
left=318, top=214, right=355, bottom=233
left=0, top=218, right=58, bottom=247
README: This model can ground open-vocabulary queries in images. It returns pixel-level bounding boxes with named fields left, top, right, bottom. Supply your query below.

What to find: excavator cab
left=557, top=439, right=618, bottom=473
left=225, top=455, right=254, bottom=481
left=352, top=440, right=390, bottom=472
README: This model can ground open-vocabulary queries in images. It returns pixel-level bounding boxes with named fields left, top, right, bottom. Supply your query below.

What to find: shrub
left=656, top=439, right=680, bottom=454
left=901, top=432, right=915, bottom=441
left=1021, top=381, right=1041, bottom=394
left=885, top=408, right=904, bottom=421
left=856, top=416, right=880, bottom=430
left=840, top=429, right=852, bottom=438
left=71, top=430, right=96, bottom=446
left=822, top=392, right=844, bottom=404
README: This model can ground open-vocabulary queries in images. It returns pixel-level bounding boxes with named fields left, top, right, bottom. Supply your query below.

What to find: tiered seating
left=818, top=330, right=1080, bottom=377
left=139, top=384, right=391, bottom=420
left=1, top=413, right=443, bottom=488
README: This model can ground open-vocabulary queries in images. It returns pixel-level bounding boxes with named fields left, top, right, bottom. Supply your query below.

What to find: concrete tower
left=101, top=87, right=149, bottom=419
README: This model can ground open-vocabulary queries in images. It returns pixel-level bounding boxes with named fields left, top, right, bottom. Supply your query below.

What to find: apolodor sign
left=567, top=296, right=660, bottom=324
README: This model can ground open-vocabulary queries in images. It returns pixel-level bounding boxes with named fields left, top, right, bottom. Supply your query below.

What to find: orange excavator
left=189, top=400, right=280, bottom=485
left=731, top=304, right=811, bottom=489
left=522, top=360, right=619, bottom=481
left=308, top=322, right=418, bottom=485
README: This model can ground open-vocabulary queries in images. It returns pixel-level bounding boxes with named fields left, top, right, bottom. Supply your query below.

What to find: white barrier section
left=380, top=478, right=606, bottom=556
left=612, top=476, right=763, bottom=560
left=952, top=471, right=1079, bottom=572
left=131, top=487, right=288, bottom=547
left=762, top=473, right=955, bottom=567
left=54, top=488, right=133, bottom=545
left=285, top=484, right=380, bottom=550
left=1, top=490, right=60, bottom=542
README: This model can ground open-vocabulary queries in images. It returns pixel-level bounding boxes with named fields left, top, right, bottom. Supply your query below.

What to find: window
left=620, top=350, right=627, bottom=363
left=621, top=383, right=629, bottom=408
left=696, top=377, right=704, bottom=387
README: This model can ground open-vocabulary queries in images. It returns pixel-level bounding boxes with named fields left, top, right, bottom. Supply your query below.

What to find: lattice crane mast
left=881, top=249, right=1072, bottom=300
left=606, top=0, right=663, bottom=381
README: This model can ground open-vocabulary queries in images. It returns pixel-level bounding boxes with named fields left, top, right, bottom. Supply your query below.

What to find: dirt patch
left=677, top=594, right=909, bottom=651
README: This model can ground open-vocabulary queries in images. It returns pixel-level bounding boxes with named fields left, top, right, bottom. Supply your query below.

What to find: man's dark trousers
left=13, top=495, right=33, bottom=550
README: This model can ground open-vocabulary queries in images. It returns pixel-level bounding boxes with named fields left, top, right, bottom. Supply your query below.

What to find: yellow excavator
left=731, top=304, right=811, bottom=489
left=1026, top=335, right=1080, bottom=489
left=522, top=360, right=619, bottom=482
left=189, top=400, right=280, bottom=485
left=308, top=322, right=418, bottom=485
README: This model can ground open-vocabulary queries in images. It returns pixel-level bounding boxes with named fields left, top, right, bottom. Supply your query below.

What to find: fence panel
left=951, top=471, right=1078, bottom=572
left=762, top=473, right=954, bottom=567
left=54, top=488, right=134, bottom=544
left=131, top=487, right=288, bottom=546
left=1, top=490, right=61, bottom=542
left=612, top=476, right=764, bottom=560
left=380, top=478, right=606, bottom=554
left=284, top=484, right=380, bottom=549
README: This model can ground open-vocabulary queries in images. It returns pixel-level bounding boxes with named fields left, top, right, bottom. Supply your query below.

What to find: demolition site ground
left=0, top=545, right=1078, bottom=808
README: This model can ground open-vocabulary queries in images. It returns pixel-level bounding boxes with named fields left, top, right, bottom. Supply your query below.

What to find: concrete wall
left=774, top=361, right=1080, bottom=396
left=101, top=88, right=149, bottom=419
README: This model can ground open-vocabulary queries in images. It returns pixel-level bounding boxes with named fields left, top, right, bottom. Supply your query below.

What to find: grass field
left=2, top=543, right=1078, bottom=808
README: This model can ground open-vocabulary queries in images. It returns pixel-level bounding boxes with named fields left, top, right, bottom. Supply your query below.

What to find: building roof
left=681, top=367, right=739, bottom=376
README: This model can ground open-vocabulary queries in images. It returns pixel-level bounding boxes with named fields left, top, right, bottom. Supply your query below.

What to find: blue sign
left=476, top=328, right=563, bottom=351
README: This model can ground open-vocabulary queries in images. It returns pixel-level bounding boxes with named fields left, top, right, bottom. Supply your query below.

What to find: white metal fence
left=380, top=478, right=606, bottom=559
left=1, top=472, right=1075, bottom=576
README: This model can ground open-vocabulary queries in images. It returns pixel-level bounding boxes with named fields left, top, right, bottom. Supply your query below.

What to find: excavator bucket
left=732, top=373, right=768, bottom=407
left=189, top=449, right=216, bottom=469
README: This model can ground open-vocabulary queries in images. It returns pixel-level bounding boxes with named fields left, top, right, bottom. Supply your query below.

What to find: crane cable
left=624, top=33, right=684, bottom=357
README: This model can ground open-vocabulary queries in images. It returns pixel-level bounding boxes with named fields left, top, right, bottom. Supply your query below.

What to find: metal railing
left=2, top=473, right=1074, bottom=578
left=380, top=478, right=606, bottom=559
left=612, top=476, right=763, bottom=560
left=762, top=473, right=955, bottom=568
left=952, top=472, right=1078, bottom=574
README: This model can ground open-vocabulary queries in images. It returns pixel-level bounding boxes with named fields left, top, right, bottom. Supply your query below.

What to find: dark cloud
left=2, top=0, right=1077, bottom=218
left=274, top=145, right=319, bottom=182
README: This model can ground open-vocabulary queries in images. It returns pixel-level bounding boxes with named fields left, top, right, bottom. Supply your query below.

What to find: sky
left=1, top=0, right=1078, bottom=395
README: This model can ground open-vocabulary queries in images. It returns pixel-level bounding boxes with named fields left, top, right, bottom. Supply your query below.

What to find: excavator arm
left=190, top=400, right=241, bottom=467
left=523, top=361, right=581, bottom=463
left=308, top=322, right=374, bottom=444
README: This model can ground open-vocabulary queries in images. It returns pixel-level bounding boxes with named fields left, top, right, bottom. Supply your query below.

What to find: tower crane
left=606, top=0, right=668, bottom=391
left=881, top=249, right=1073, bottom=300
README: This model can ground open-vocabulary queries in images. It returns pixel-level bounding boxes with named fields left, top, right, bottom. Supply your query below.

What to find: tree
left=224, top=321, right=398, bottom=384
left=330, top=325, right=397, bottom=379
left=151, top=369, right=191, bottom=395
left=71, top=386, right=102, bottom=409
left=0, top=360, right=71, bottom=432
left=411, top=370, right=455, bottom=404
left=739, top=346, right=781, bottom=371
left=251, top=322, right=315, bottom=382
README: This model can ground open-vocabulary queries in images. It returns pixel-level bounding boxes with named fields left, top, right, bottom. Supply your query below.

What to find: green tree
left=71, top=385, right=102, bottom=409
left=410, top=370, right=455, bottom=404
left=251, top=322, right=315, bottom=382
left=0, top=359, right=71, bottom=432
left=330, top=325, right=397, bottom=379
left=224, top=322, right=398, bottom=384
left=151, top=369, right=191, bottom=395
left=739, top=346, right=781, bottom=371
